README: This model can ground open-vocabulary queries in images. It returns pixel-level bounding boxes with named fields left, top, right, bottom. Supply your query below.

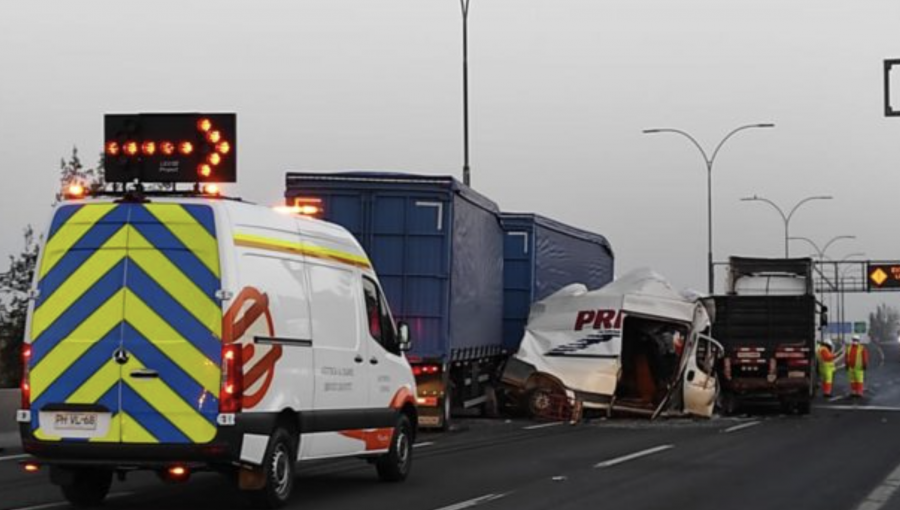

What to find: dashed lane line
left=855, top=461, right=900, bottom=510
left=723, top=421, right=762, bottom=434
left=594, top=445, right=674, bottom=469
left=0, top=453, right=29, bottom=462
left=817, top=405, right=900, bottom=412
left=432, top=493, right=510, bottom=510
left=414, top=442, right=436, bottom=448
left=523, top=422, right=565, bottom=430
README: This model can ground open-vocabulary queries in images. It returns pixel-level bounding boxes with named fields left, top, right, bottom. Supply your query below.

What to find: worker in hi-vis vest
left=846, top=335, right=869, bottom=398
left=817, top=338, right=836, bottom=398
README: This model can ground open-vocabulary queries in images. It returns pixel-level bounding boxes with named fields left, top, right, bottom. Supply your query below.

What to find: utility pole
left=460, top=0, right=472, bottom=187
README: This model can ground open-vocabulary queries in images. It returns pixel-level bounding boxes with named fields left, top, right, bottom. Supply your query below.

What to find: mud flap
left=239, top=466, right=267, bottom=491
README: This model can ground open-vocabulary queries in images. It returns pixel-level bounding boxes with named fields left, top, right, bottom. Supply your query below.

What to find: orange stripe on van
left=233, top=233, right=372, bottom=269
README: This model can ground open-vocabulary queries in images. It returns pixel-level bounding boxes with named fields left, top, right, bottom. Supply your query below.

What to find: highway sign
left=867, top=263, right=900, bottom=290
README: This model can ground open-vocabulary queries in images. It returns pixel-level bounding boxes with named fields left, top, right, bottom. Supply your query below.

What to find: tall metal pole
left=707, top=160, right=713, bottom=297
left=643, top=123, right=774, bottom=294
left=460, top=0, right=471, bottom=187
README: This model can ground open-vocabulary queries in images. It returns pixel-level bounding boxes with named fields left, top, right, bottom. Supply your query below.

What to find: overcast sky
left=1, top=0, right=899, bottom=323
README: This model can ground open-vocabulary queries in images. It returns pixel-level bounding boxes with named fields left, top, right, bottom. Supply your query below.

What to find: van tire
left=527, top=380, right=564, bottom=419
left=376, top=415, right=413, bottom=482
left=60, top=468, right=112, bottom=508
left=248, top=428, right=297, bottom=509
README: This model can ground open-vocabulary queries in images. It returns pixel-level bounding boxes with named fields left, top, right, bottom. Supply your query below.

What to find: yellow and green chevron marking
left=28, top=203, right=222, bottom=444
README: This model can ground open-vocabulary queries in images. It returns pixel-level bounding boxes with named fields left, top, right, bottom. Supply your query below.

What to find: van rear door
left=29, top=204, right=129, bottom=442
left=28, top=202, right=222, bottom=444
left=120, top=204, right=221, bottom=444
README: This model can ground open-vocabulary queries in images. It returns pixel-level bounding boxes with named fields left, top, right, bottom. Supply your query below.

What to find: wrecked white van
left=501, top=269, right=722, bottom=419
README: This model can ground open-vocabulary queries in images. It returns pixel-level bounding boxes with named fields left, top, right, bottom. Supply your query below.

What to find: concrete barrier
left=0, top=388, right=20, bottom=434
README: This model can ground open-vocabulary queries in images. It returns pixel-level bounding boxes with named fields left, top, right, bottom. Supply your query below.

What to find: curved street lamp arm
left=643, top=128, right=711, bottom=166
left=743, top=196, right=788, bottom=223
left=788, top=236, right=824, bottom=258
left=821, top=235, right=856, bottom=258
left=786, top=196, right=832, bottom=224
left=709, top=124, right=773, bottom=167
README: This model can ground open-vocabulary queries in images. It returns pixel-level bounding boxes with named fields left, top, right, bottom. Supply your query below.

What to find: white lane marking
left=524, top=422, right=564, bottom=430
left=11, top=492, right=132, bottom=510
left=818, top=405, right=900, bottom=412
left=723, top=421, right=762, bottom=434
left=433, top=493, right=509, bottom=510
left=0, top=453, right=30, bottom=462
left=594, top=445, right=674, bottom=469
left=414, top=441, right=435, bottom=448
left=855, top=461, right=900, bottom=510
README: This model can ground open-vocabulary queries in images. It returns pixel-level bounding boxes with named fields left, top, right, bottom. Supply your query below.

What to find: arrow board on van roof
left=104, top=113, right=236, bottom=184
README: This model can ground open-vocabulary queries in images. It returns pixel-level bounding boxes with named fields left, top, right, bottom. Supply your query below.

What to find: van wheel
left=60, top=468, right=112, bottom=508
left=248, top=428, right=297, bottom=509
left=528, top=380, right=564, bottom=419
left=376, top=415, right=413, bottom=482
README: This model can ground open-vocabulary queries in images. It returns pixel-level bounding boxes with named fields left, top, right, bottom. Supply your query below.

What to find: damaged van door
left=649, top=332, right=723, bottom=419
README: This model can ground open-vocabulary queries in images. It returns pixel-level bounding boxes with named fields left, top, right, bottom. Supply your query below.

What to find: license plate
left=788, top=371, right=806, bottom=379
left=54, top=412, right=98, bottom=431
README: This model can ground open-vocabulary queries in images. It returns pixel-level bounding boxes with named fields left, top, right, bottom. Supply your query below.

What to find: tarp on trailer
left=500, top=213, right=614, bottom=351
left=284, top=171, right=505, bottom=362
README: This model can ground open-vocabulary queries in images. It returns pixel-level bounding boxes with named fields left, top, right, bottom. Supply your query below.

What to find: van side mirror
left=397, top=322, right=412, bottom=352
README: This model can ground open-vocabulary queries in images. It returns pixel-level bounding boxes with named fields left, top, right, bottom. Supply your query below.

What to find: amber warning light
left=104, top=113, right=236, bottom=184
left=293, top=197, right=324, bottom=218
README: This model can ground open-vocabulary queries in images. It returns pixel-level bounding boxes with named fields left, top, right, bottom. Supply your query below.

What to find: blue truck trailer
left=285, top=172, right=505, bottom=428
left=499, top=213, right=615, bottom=352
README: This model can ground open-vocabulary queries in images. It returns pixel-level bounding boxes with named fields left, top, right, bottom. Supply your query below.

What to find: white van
left=501, top=269, right=722, bottom=419
left=17, top=196, right=417, bottom=508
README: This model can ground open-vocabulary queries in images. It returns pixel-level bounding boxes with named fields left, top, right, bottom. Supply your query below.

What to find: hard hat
left=824, top=338, right=834, bottom=348
left=852, top=334, right=861, bottom=342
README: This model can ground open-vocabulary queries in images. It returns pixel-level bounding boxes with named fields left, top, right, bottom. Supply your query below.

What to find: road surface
left=2, top=341, right=899, bottom=510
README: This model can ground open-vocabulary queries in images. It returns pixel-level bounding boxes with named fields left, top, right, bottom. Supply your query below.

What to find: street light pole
left=788, top=236, right=858, bottom=341
left=460, top=0, right=472, bottom=187
left=741, top=195, right=833, bottom=257
left=643, top=123, right=775, bottom=294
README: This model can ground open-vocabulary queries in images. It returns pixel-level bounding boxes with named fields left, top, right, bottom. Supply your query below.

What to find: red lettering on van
left=574, top=309, right=623, bottom=331
left=574, top=310, right=596, bottom=331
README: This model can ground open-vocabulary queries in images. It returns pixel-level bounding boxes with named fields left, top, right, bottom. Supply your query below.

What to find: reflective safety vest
left=847, top=343, right=868, bottom=371
left=817, top=345, right=836, bottom=381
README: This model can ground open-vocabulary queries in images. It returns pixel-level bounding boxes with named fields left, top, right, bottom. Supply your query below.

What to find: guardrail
left=0, top=389, right=20, bottom=434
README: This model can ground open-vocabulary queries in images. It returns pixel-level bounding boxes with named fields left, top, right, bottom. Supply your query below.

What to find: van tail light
left=412, top=364, right=441, bottom=377
left=21, top=344, right=32, bottom=410
left=219, top=344, right=244, bottom=413
left=723, top=357, right=732, bottom=380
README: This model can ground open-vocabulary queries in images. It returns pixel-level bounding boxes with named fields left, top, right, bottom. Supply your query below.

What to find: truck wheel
left=248, top=428, right=297, bottom=509
left=376, top=415, right=413, bottom=482
left=60, top=468, right=113, bottom=508
left=439, top=393, right=452, bottom=431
